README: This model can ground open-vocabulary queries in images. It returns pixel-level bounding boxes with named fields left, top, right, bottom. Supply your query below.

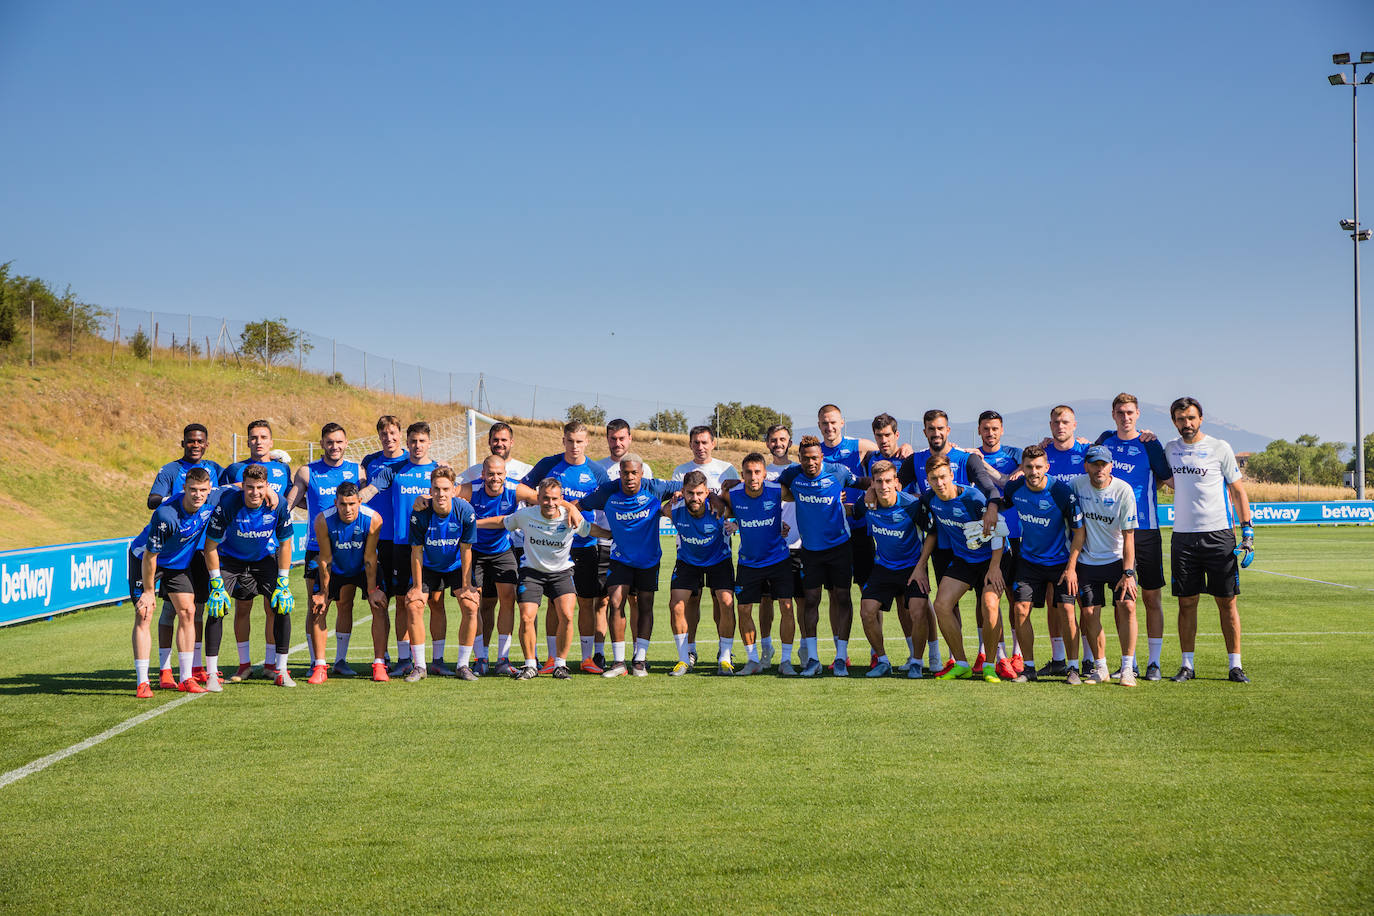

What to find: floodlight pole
left=1355, top=66, right=1364, bottom=499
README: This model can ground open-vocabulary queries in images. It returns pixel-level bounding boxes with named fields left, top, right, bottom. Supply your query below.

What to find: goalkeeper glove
left=206, top=576, right=231, bottom=618
left=271, top=575, right=294, bottom=614
left=1234, top=524, right=1255, bottom=569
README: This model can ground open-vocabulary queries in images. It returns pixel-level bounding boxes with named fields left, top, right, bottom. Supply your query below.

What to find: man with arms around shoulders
left=666, top=470, right=738, bottom=675
left=671, top=425, right=741, bottom=667
left=852, top=461, right=930, bottom=678
left=719, top=453, right=795, bottom=677
left=308, top=482, right=386, bottom=682
left=1069, top=446, right=1140, bottom=686
left=404, top=467, right=480, bottom=681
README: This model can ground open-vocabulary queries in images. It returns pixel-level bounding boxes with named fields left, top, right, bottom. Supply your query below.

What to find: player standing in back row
left=1160, top=397, right=1252, bottom=684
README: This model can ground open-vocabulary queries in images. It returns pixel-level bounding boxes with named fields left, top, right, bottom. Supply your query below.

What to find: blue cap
left=1085, top=445, right=1113, bottom=464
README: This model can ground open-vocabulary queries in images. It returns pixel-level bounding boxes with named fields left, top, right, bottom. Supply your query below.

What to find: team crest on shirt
left=1103, top=497, right=1115, bottom=506
left=578, top=472, right=592, bottom=484
left=763, top=500, right=776, bottom=510
left=1127, top=446, right=1140, bottom=456
left=1038, top=499, right=1050, bottom=510
left=953, top=506, right=965, bottom=518
left=344, top=470, right=356, bottom=479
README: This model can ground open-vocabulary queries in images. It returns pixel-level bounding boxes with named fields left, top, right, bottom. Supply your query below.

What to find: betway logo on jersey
left=868, top=523, right=909, bottom=539
left=1, top=563, right=55, bottom=607
left=400, top=483, right=428, bottom=497
left=1019, top=514, right=1055, bottom=528
left=1083, top=510, right=1129, bottom=526
left=737, top=517, right=776, bottom=528
left=336, top=538, right=365, bottom=551
left=71, top=555, right=116, bottom=593
left=528, top=534, right=568, bottom=548
left=794, top=492, right=834, bottom=505
left=234, top=527, right=275, bottom=539
left=1172, top=465, right=1208, bottom=477
left=1112, top=460, right=1137, bottom=475
left=613, top=505, right=655, bottom=522
left=427, top=537, right=465, bottom=547
left=680, top=533, right=715, bottom=546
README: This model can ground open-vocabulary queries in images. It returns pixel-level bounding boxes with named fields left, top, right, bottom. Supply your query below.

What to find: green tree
left=1246, top=435, right=1346, bottom=486
left=129, top=328, right=151, bottom=360
left=566, top=402, right=607, bottom=427
left=240, top=317, right=312, bottom=366
left=713, top=401, right=792, bottom=442
left=639, top=409, right=688, bottom=435
left=1346, top=433, right=1374, bottom=488
left=0, top=290, right=15, bottom=348
left=0, top=262, right=105, bottom=336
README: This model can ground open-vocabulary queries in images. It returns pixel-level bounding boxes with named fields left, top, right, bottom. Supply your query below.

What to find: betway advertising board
left=0, top=522, right=309, bottom=628
left=3, top=508, right=1371, bottom=626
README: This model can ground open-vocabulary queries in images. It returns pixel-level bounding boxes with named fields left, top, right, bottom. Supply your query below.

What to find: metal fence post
left=232, top=433, right=239, bottom=463
left=187, top=314, right=191, bottom=366
left=111, top=309, right=119, bottom=364
left=363, top=352, right=368, bottom=389
left=418, top=366, right=423, bottom=402
left=149, top=311, right=155, bottom=362
left=391, top=359, right=396, bottom=399
left=332, top=338, right=336, bottom=377
left=264, top=321, right=270, bottom=369
left=29, top=300, right=35, bottom=366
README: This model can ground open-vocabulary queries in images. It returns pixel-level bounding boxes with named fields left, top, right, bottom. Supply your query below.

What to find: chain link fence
left=90, top=308, right=717, bottom=433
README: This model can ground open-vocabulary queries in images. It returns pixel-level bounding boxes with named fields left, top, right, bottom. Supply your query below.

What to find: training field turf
left=1, top=528, right=1371, bottom=914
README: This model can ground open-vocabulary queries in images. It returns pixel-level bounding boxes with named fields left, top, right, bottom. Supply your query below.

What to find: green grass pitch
left=1, top=528, right=1371, bottom=914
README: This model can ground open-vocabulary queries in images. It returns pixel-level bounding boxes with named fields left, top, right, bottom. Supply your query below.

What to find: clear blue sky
left=2, top=0, right=1371, bottom=442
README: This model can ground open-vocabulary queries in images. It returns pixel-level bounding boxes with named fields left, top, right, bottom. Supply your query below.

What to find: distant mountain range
left=800, top=400, right=1275, bottom=455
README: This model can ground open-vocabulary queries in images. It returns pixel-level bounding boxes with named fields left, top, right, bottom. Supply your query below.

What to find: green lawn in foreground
left=0, top=528, right=1371, bottom=914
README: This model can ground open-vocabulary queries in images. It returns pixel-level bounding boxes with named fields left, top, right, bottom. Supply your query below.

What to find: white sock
left=1051, top=637, right=1066, bottom=662
left=497, top=634, right=512, bottom=659
left=612, top=641, right=626, bottom=663
left=432, top=639, right=445, bottom=662
left=158, top=647, right=172, bottom=670
left=398, top=639, right=411, bottom=661
left=1228, top=652, right=1242, bottom=670
left=524, top=657, right=537, bottom=669
left=265, top=645, right=277, bottom=666
left=1121, top=655, right=1135, bottom=672
left=335, top=632, right=351, bottom=663
left=761, top=636, right=773, bottom=655
left=1182, top=651, right=1195, bottom=669
left=781, top=643, right=794, bottom=662
left=547, top=636, right=558, bottom=659
left=834, top=637, right=848, bottom=661
left=996, top=641, right=1007, bottom=661
left=135, top=659, right=150, bottom=685
left=457, top=644, right=473, bottom=667
left=718, top=637, right=733, bottom=662
left=1096, top=658, right=1109, bottom=676
left=674, top=633, right=689, bottom=663
left=1148, top=638, right=1163, bottom=667
left=411, top=644, right=426, bottom=670
left=206, top=655, right=218, bottom=675
left=178, top=651, right=193, bottom=682
left=746, top=642, right=759, bottom=662
left=905, top=637, right=915, bottom=658
left=927, top=640, right=942, bottom=667
left=976, top=628, right=984, bottom=654
left=374, top=657, right=385, bottom=666
left=803, top=636, right=818, bottom=658
left=277, top=652, right=289, bottom=674
left=556, top=656, right=567, bottom=667
left=581, top=636, right=594, bottom=660
left=473, top=634, right=485, bottom=659
left=193, top=642, right=203, bottom=667
left=633, top=638, right=649, bottom=662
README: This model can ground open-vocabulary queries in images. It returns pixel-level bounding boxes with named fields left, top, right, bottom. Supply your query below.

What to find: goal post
left=467, top=408, right=501, bottom=469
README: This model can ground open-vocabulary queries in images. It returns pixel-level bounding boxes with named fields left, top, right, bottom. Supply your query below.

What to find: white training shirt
left=671, top=458, right=740, bottom=493
left=1164, top=434, right=1242, bottom=534
left=767, top=462, right=802, bottom=550
left=503, top=506, right=590, bottom=574
left=459, top=456, right=534, bottom=548
left=1070, top=475, right=1138, bottom=565
left=595, top=455, right=655, bottom=547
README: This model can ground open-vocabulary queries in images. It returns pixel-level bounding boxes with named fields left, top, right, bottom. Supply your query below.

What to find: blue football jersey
left=1045, top=442, right=1090, bottom=486
left=1002, top=478, right=1082, bottom=566
left=978, top=445, right=1023, bottom=538
left=468, top=481, right=521, bottom=554
left=727, top=482, right=790, bottom=569
left=522, top=456, right=610, bottom=548
left=322, top=504, right=379, bottom=577
left=206, top=490, right=294, bottom=562
left=146, top=489, right=225, bottom=570
left=408, top=500, right=477, bottom=573
left=920, top=485, right=993, bottom=563
left=151, top=458, right=225, bottom=501
left=579, top=478, right=679, bottom=568
left=220, top=459, right=291, bottom=496
left=361, top=450, right=410, bottom=542
left=776, top=462, right=856, bottom=552
left=304, top=459, right=360, bottom=550
left=671, top=504, right=732, bottom=567
left=853, top=491, right=927, bottom=569
left=1093, top=432, right=1171, bottom=532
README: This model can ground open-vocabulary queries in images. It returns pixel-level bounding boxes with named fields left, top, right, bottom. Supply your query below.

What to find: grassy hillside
left=0, top=349, right=768, bottom=550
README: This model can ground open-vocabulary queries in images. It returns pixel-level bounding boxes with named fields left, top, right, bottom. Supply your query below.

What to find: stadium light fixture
left=1330, top=54, right=1370, bottom=497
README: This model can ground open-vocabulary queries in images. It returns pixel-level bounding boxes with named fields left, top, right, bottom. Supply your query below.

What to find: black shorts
left=760, top=549, right=803, bottom=599
left=158, top=553, right=210, bottom=601
left=127, top=550, right=153, bottom=602
left=472, top=549, right=519, bottom=597
left=420, top=566, right=464, bottom=594
left=572, top=544, right=610, bottom=599
left=1078, top=559, right=1130, bottom=607
left=1171, top=529, right=1240, bottom=598
left=327, top=570, right=368, bottom=602
left=1012, top=558, right=1074, bottom=608
left=942, top=555, right=991, bottom=593
left=1134, top=528, right=1166, bottom=590
left=849, top=531, right=875, bottom=588
left=303, top=548, right=321, bottom=582
left=736, top=558, right=797, bottom=604
left=606, top=559, right=659, bottom=593
left=671, top=558, right=734, bottom=593
left=1000, top=537, right=1019, bottom=589
left=931, top=546, right=954, bottom=585
left=801, top=544, right=852, bottom=591
left=222, top=555, right=277, bottom=600
left=386, top=541, right=413, bottom=597
left=861, top=563, right=926, bottom=605
left=517, top=567, right=575, bottom=604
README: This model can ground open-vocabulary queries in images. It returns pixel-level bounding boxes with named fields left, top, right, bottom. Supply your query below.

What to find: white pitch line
left=0, top=616, right=371, bottom=791
left=1245, top=567, right=1374, bottom=593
